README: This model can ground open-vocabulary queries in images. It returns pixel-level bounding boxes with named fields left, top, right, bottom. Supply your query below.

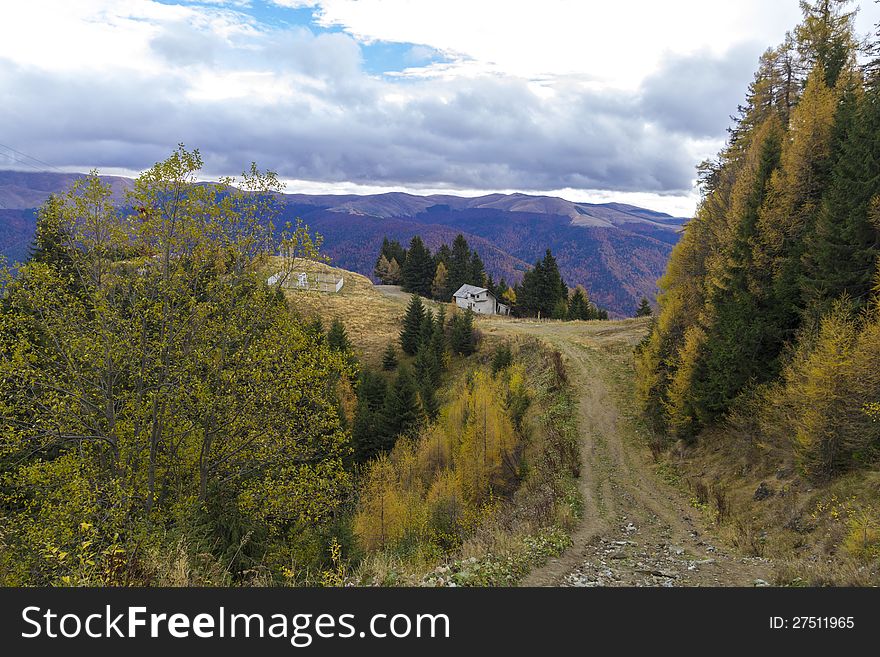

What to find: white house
left=452, top=284, right=510, bottom=316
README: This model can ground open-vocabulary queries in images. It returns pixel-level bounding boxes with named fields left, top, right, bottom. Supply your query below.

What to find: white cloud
left=3, top=0, right=879, bottom=217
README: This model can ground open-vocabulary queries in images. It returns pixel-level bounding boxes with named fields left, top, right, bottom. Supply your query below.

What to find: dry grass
left=265, top=257, right=413, bottom=366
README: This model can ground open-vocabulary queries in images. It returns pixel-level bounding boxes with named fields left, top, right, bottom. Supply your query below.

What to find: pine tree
left=400, top=294, right=426, bottom=355
left=450, top=308, right=476, bottom=355
left=568, top=286, right=593, bottom=320
left=327, top=318, right=351, bottom=352
left=352, top=371, right=389, bottom=462
left=379, top=366, right=423, bottom=448
left=401, top=236, right=434, bottom=297
left=419, top=310, right=436, bottom=349
left=447, top=234, right=472, bottom=295
left=802, top=84, right=880, bottom=313
left=551, top=297, right=569, bottom=320
left=431, top=305, right=447, bottom=366
left=469, top=250, right=486, bottom=287
left=419, top=381, right=440, bottom=421
left=635, top=298, right=653, bottom=317
left=382, top=343, right=398, bottom=370
left=414, top=343, right=440, bottom=390
left=794, top=0, right=857, bottom=87
left=518, top=249, right=567, bottom=318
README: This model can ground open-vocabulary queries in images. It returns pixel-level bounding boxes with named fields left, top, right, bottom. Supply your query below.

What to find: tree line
left=375, top=233, right=609, bottom=319
left=351, top=294, right=478, bottom=464
left=637, top=0, right=880, bottom=482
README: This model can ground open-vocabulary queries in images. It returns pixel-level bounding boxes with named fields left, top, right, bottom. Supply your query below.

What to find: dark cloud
left=638, top=42, right=762, bottom=138
left=0, top=22, right=761, bottom=195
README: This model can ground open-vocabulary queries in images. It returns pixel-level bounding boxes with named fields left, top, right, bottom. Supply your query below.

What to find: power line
left=0, top=142, right=65, bottom=173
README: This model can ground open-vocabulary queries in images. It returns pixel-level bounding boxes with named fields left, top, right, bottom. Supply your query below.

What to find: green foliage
left=352, top=370, right=389, bottom=463
left=399, top=294, right=426, bottom=356
left=381, top=342, right=398, bottom=370
left=637, top=2, right=880, bottom=485
left=400, top=236, right=434, bottom=297
left=635, top=297, right=652, bottom=317
left=0, top=147, right=351, bottom=585
left=379, top=366, right=423, bottom=448
left=491, top=343, right=513, bottom=374
left=517, top=249, right=567, bottom=318
left=327, top=318, right=352, bottom=352
left=450, top=308, right=477, bottom=356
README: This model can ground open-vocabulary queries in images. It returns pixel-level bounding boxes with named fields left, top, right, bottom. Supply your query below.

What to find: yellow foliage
left=354, top=369, right=521, bottom=556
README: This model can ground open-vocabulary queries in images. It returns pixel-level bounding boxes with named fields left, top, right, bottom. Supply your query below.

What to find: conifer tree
left=450, top=308, right=477, bottom=355
left=802, top=84, right=880, bottom=313
left=420, top=310, right=436, bottom=348
left=353, top=371, right=389, bottom=462
left=470, top=250, right=486, bottom=286
left=327, top=318, right=352, bottom=352
left=431, top=305, right=448, bottom=366
left=635, top=297, right=653, bottom=317
left=401, top=236, right=434, bottom=297
left=379, top=366, right=423, bottom=448
left=400, top=294, right=426, bottom=355
left=382, top=342, right=398, bottom=370
left=447, top=234, right=472, bottom=294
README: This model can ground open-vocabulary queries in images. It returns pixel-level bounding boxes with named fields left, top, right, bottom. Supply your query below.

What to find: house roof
left=452, top=284, right=489, bottom=298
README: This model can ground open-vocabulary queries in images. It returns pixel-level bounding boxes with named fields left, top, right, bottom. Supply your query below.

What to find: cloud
left=10, top=0, right=878, bottom=216
left=638, top=43, right=764, bottom=138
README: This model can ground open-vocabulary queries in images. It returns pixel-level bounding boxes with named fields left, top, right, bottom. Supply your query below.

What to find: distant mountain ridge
left=0, top=171, right=689, bottom=316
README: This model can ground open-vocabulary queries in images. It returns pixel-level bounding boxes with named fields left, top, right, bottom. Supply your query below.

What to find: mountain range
left=0, top=171, right=688, bottom=316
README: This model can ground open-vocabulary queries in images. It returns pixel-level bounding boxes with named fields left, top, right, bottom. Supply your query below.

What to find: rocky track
left=479, top=317, right=772, bottom=587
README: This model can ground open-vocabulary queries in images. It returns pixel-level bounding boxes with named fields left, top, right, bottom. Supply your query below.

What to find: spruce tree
left=635, top=298, right=653, bottom=317
left=431, top=305, right=447, bottom=366
left=802, top=84, right=880, bottom=313
left=450, top=308, right=476, bottom=355
left=400, top=294, right=426, bottom=355
left=382, top=342, right=398, bottom=370
left=551, top=297, right=569, bottom=320
left=352, top=371, right=389, bottom=462
left=569, top=287, right=592, bottom=320
left=470, top=250, right=486, bottom=286
left=379, top=366, right=423, bottom=448
left=401, top=236, right=434, bottom=297
left=419, top=382, right=440, bottom=421
left=327, top=318, right=351, bottom=352
left=419, top=310, right=435, bottom=348
left=447, top=234, right=472, bottom=294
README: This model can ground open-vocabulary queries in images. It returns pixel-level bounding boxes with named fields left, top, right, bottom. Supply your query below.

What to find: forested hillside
left=636, top=0, right=880, bottom=579
left=1, top=174, right=686, bottom=317
left=0, top=148, right=581, bottom=585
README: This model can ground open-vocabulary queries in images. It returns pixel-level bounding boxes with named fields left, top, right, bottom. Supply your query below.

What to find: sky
left=1, top=0, right=879, bottom=216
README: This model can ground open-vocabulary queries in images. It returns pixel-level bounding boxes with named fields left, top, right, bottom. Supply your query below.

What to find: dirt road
left=480, top=316, right=772, bottom=587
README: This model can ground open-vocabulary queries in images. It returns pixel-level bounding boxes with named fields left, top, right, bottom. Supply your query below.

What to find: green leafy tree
left=0, top=147, right=351, bottom=584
